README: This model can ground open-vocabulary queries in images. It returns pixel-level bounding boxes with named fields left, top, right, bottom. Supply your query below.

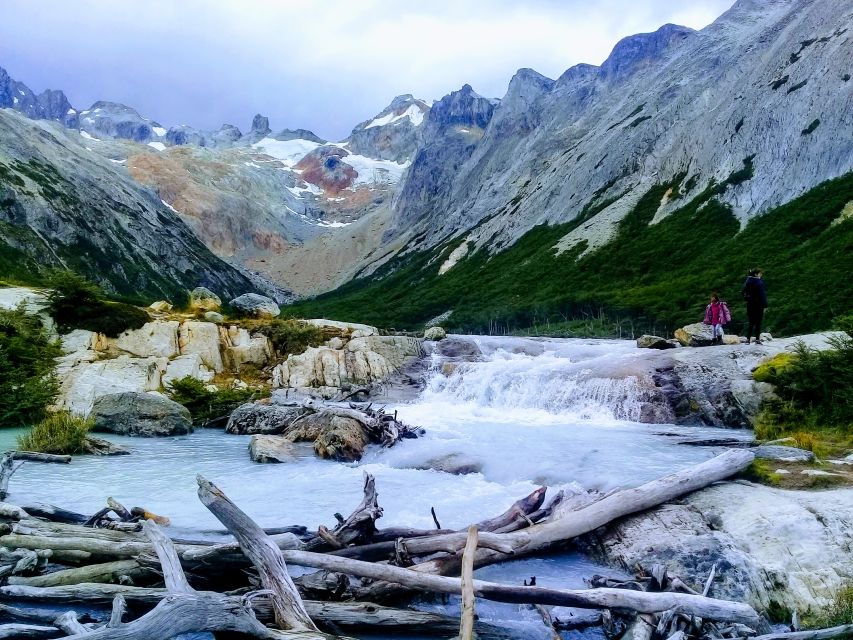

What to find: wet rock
left=424, top=326, right=447, bottom=341
left=226, top=403, right=309, bottom=435
left=417, top=453, right=482, bottom=475
left=674, top=323, right=715, bottom=347
left=248, top=435, right=297, bottom=463
left=189, top=287, right=222, bottom=312
left=637, top=335, right=677, bottom=349
left=754, top=445, right=816, bottom=463
left=82, top=436, right=131, bottom=456
left=91, top=392, right=192, bottom=437
left=435, top=337, right=482, bottom=360
left=279, top=412, right=370, bottom=461
left=229, top=293, right=280, bottom=318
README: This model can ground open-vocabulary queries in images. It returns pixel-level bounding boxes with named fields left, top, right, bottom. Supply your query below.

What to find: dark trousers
left=746, top=305, right=764, bottom=341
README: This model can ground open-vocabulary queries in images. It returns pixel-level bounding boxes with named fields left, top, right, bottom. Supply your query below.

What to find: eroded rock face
left=91, top=391, right=192, bottom=437
left=221, top=326, right=272, bottom=369
left=583, top=483, right=853, bottom=614
left=162, top=353, right=214, bottom=387
left=179, top=321, right=224, bottom=372
left=114, top=321, right=180, bottom=359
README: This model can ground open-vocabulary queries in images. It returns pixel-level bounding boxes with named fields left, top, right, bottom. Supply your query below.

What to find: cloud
left=0, top=0, right=734, bottom=139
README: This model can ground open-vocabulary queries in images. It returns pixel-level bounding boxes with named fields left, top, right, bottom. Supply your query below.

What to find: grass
left=289, top=172, right=853, bottom=338
left=238, top=318, right=325, bottom=357
left=166, top=376, right=268, bottom=427
left=805, top=584, right=853, bottom=628
left=17, top=412, right=92, bottom=455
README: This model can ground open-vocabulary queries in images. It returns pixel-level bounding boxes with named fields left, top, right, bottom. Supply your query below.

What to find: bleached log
left=748, top=625, right=853, bottom=640
left=108, top=594, right=127, bottom=627
left=0, top=623, right=61, bottom=639
left=197, top=474, right=318, bottom=631
left=277, top=548, right=761, bottom=625
left=7, top=559, right=148, bottom=587
left=459, top=526, right=478, bottom=640
left=52, top=611, right=87, bottom=635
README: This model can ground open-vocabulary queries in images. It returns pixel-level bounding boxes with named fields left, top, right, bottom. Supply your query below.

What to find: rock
left=674, top=323, right=715, bottom=347
left=221, top=326, right=272, bottom=368
left=730, top=379, right=775, bottom=418
left=225, top=403, right=309, bottom=435
left=162, top=353, right=214, bottom=387
left=304, top=319, right=378, bottom=338
left=753, top=444, right=816, bottom=463
left=114, top=321, right=179, bottom=359
left=636, top=334, right=676, bottom=349
left=57, top=356, right=165, bottom=416
left=82, top=436, right=131, bottom=456
left=229, top=293, right=280, bottom=318
left=760, top=332, right=774, bottom=342
left=417, top=453, right=482, bottom=475
left=583, top=483, right=853, bottom=613
left=60, top=329, right=95, bottom=354
left=189, top=287, right=222, bottom=312
left=423, top=326, right=447, bottom=341
left=327, top=337, right=345, bottom=350
left=91, top=392, right=193, bottom=437
left=435, top=337, right=483, bottom=360
left=283, top=412, right=367, bottom=461
left=178, top=321, right=223, bottom=372
left=722, top=334, right=742, bottom=345
left=248, top=435, right=297, bottom=463
left=204, top=311, right=224, bottom=323
left=148, top=300, right=172, bottom=313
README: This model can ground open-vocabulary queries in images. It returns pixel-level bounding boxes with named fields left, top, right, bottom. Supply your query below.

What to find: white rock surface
left=221, top=326, right=272, bottom=368
left=57, top=355, right=165, bottom=416
left=162, top=353, right=214, bottom=387
left=115, top=321, right=179, bottom=359
left=0, top=286, right=55, bottom=334
left=60, top=329, right=96, bottom=355
left=305, top=319, right=378, bottom=336
left=178, top=321, right=224, bottom=372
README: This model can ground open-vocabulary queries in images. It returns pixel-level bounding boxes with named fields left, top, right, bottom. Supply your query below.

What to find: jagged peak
left=507, top=68, right=556, bottom=96
left=599, top=23, right=695, bottom=81
left=250, top=113, right=271, bottom=134
left=272, top=128, right=326, bottom=143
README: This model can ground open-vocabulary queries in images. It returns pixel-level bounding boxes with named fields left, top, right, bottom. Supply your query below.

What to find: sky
left=0, top=0, right=735, bottom=141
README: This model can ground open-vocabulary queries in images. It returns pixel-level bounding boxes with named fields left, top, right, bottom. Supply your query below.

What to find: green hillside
left=288, top=172, right=853, bottom=337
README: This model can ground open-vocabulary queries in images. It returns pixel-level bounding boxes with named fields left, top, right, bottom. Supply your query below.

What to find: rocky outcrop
left=178, top=321, right=224, bottom=372
left=114, top=321, right=180, bottom=359
left=582, top=482, right=853, bottom=615
left=229, top=293, right=280, bottom=318
left=271, top=334, right=422, bottom=398
left=220, top=326, right=273, bottom=369
left=162, top=353, right=214, bottom=387
left=90, top=392, right=193, bottom=437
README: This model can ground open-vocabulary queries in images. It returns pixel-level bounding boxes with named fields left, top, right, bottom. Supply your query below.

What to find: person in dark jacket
left=741, top=268, right=768, bottom=344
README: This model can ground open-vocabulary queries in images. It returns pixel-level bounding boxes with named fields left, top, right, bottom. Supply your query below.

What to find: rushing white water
left=2, top=336, right=751, bottom=638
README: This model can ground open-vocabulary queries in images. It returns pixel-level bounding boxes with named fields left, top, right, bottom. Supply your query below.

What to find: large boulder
left=57, top=356, right=165, bottom=416
left=114, top=321, right=179, bottom=359
left=674, top=323, right=715, bottom=347
left=753, top=444, right=816, bottom=463
left=229, top=293, right=280, bottom=318
left=435, top=337, right=483, bottom=360
left=226, top=403, right=309, bottom=435
left=189, top=287, right=221, bottom=312
left=249, top=435, right=297, bottom=463
left=178, top=321, right=223, bottom=372
left=637, top=335, right=677, bottom=349
left=91, top=392, right=192, bottom=437
left=283, top=412, right=367, bottom=461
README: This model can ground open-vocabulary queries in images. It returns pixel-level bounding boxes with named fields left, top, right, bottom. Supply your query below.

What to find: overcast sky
left=0, top=0, right=735, bottom=140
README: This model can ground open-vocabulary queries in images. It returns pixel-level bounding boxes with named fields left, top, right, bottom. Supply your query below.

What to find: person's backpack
left=721, top=302, right=732, bottom=325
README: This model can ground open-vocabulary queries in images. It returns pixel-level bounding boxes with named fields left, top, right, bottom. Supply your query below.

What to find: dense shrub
left=46, top=271, right=149, bottom=338
left=252, top=318, right=324, bottom=356
left=17, top=411, right=92, bottom=454
left=167, top=377, right=265, bottom=426
left=0, top=306, right=61, bottom=427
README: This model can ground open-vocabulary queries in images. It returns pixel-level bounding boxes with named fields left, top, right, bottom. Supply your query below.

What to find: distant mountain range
left=1, top=0, right=851, bottom=328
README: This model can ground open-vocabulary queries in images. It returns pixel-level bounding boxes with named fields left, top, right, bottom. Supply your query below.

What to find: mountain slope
left=0, top=109, right=262, bottom=300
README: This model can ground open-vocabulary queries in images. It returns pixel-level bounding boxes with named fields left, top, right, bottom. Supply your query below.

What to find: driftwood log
left=2, top=449, right=836, bottom=640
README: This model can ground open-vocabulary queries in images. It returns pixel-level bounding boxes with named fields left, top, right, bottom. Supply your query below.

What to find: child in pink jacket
left=703, top=293, right=731, bottom=345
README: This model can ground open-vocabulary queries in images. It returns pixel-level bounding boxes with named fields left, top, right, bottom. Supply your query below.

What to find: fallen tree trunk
left=277, top=549, right=762, bottom=625
left=747, top=626, right=853, bottom=640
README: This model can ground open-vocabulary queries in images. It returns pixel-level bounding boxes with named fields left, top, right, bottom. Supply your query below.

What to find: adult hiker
left=703, top=293, right=732, bottom=345
left=741, top=268, right=768, bottom=344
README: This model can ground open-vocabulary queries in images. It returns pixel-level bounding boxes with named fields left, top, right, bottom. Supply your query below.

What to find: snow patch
left=152, top=126, right=167, bottom=137
left=439, top=241, right=470, bottom=275
left=12, top=97, right=18, bottom=105
left=109, top=158, right=126, bottom=164
left=364, top=103, right=425, bottom=129
left=317, top=220, right=352, bottom=228
left=287, top=182, right=322, bottom=197
left=67, top=108, right=76, bottom=115
left=344, top=154, right=410, bottom=186
left=251, top=137, right=322, bottom=167
left=147, top=141, right=166, bottom=151
left=161, top=199, right=181, bottom=214
left=80, top=131, right=99, bottom=141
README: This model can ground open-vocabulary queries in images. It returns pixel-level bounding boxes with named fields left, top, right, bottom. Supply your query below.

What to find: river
left=1, top=336, right=751, bottom=638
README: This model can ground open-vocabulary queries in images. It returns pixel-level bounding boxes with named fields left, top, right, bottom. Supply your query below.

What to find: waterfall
left=420, top=336, right=653, bottom=422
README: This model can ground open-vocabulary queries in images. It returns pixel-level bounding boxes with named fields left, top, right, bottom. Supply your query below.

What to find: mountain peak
left=600, top=23, right=695, bottom=81
left=251, top=114, right=271, bottom=135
